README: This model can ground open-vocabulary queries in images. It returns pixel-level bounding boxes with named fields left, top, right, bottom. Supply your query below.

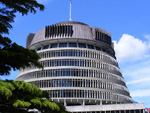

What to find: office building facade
left=16, top=21, right=145, bottom=112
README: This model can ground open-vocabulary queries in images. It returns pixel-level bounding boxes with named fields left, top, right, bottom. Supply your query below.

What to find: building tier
left=16, top=21, right=133, bottom=106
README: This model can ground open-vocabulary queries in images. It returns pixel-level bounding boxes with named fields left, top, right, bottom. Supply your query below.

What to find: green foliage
left=0, top=35, right=43, bottom=75
left=0, top=0, right=44, bottom=34
left=16, top=81, right=43, bottom=95
left=58, top=104, right=70, bottom=113
left=0, top=0, right=69, bottom=112
left=0, top=80, right=68, bottom=113
left=31, top=98, right=42, bottom=107
left=0, top=85, right=12, bottom=99
left=13, top=100, right=31, bottom=108
left=0, top=80, right=14, bottom=98
left=42, top=99, right=60, bottom=111
left=0, top=0, right=44, bottom=75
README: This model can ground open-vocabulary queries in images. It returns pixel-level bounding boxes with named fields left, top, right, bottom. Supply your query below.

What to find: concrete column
left=82, top=99, right=85, bottom=106
left=64, top=99, right=67, bottom=106
left=100, top=100, right=102, bottom=105
left=129, top=110, right=131, bottom=113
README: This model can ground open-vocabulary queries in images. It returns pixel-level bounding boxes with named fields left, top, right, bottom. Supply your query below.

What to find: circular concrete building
left=16, top=21, right=133, bottom=106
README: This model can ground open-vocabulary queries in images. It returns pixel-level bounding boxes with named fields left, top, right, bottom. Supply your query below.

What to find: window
left=69, top=43, right=77, bottom=47
left=102, top=48, right=106, bottom=52
left=88, top=45, right=94, bottom=49
left=51, top=44, right=57, bottom=48
left=43, top=45, right=49, bottom=49
left=96, top=46, right=100, bottom=50
left=59, top=43, right=67, bottom=47
left=37, top=47, right=41, bottom=51
left=78, top=43, right=86, bottom=48
left=45, top=25, right=73, bottom=38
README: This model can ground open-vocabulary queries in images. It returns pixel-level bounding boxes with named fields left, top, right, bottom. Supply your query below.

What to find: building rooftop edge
left=54, top=21, right=89, bottom=26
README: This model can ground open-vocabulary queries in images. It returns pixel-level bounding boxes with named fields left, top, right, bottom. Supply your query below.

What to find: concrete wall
left=66, top=103, right=145, bottom=112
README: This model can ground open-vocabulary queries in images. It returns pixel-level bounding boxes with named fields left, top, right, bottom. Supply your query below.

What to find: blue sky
left=1, top=0, right=150, bottom=108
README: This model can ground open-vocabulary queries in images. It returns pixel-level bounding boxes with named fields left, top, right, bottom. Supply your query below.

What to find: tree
left=0, top=80, right=68, bottom=113
left=0, top=1, right=69, bottom=113
left=0, top=0, right=45, bottom=75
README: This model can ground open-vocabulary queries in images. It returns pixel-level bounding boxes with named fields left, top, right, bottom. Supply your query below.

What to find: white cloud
left=123, top=59, right=150, bottom=78
left=144, top=34, right=150, bottom=48
left=144, top=34, right=150, bottom=41
left=124, top=61, right=150, bottom=88
left=127, top=78, right=150, bottom=85
left=130, top=89, right=150, bottom=97
left=113, top=34, right=150, bottom=102
left=113, top=34, right=150, bottom=63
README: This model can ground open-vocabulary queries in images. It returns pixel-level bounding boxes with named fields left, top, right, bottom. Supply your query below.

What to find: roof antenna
left=69, top=0, right=72, bottom=21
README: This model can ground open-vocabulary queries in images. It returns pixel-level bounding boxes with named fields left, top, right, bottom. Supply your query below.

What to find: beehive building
left=16, top=21, right=145, bottom=113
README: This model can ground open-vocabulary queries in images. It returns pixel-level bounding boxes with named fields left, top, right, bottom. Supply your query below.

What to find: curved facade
left=16, top=21, right=133, bottom=106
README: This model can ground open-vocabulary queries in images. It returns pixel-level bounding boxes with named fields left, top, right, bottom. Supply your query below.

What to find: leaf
left=0, top=80, right=67, bottom=112
left=0, top=80, right=15, bottom=90
left=30, top=98, right=42, bottom=107
left=13, top=100, right=31, bottom=108
left=42, top=99, right=60, bottom=111
left=0, top=85, right=12, bottom=99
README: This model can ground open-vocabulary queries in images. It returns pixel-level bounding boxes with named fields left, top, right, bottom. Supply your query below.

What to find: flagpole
left=69, top=0, right=72, bottom=21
